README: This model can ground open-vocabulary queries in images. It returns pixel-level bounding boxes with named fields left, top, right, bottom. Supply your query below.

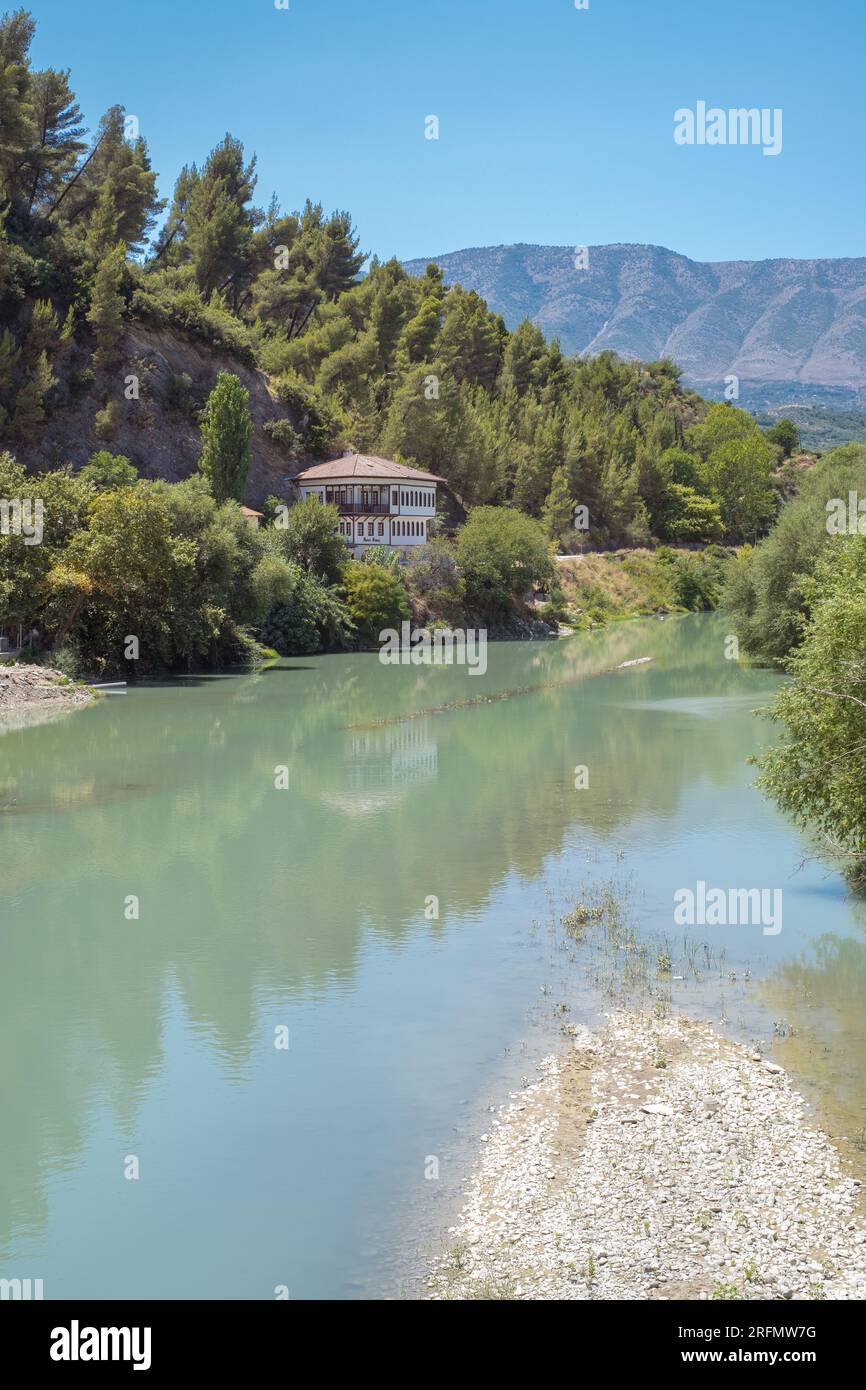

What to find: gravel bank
left=429, top=1011, right=866, bottom=1300
left=0, top=662, right=96, bottom=719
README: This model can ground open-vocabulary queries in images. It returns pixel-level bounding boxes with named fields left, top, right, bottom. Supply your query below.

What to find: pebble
left=428, top=1011, right=866, bottom=1301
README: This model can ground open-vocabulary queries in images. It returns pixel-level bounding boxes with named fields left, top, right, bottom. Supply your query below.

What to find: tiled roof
left=293, top=454, right=444, bottom=483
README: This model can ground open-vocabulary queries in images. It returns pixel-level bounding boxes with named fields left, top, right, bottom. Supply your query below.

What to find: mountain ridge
left=402, top=243, right=866, bottom=399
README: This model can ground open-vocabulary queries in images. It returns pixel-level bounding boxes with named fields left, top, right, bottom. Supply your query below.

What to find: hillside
left=403, top=243, right=866, bottom=410
left=0, top=9, right=809, bottom=577
left=10, top=320, right=294, bottom=506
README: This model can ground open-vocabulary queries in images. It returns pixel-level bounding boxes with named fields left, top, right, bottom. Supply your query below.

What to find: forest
left=1, top=8, right=801, bottom=674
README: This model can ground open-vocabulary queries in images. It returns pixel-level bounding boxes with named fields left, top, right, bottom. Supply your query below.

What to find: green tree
left=198, top=371, right=252, bottom=503
left=79, top=451, right=138, bottom=490
left=723, top=442, right=866, bottom=663
left=23, top=65, right=86, bottom=213
left=274, top=495, right=347, bottom=582
left=342, top=561, right=410, bottom=645
left=88, top=243, right=126, bottom=368
left=0, top=453, right=93, bottom=630
left=183, top=135, right=259, bottom=302
left=258, top=563, right=352, bottom=654
left=704, top=435, right=777, bottom=542
left=756, top=535, right=866, bottom=885
left=543, top=465, right=574, bottom=542
left=767, top=418, right=800, bottom=459
left=688, top=401, right=761, bottom=461
left=500, top=319, right=547, bottom=398
left=10, top=348, right=56, bottom=439
left=56, top=105, right=162, bottom=255
left=456, top=506, right=552, bottom=612
left=397, top=294, right=442, bottom=365
left=661, top=484, right=725, bottom=543
left=438, top=286, right=505, bottom=389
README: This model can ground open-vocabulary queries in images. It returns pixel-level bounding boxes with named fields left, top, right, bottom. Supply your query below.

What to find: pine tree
left=543, top=466, right=573, bottom=541
left=23, top=298, right=58, bottom=366
left=55, top=106, right=162, bottom=255
left=397, top=295, right=442, bottom=365
left=0, top=327, right=21, bottom=396
left=182, top=135, right=259, bottom=302
left=10, top=349, right=56, bottom=440
left=87, top=244, right=125, bottom=368
left=199, top=372, right=252, bottom=503
left=25, top=67, right=86, bottom=213
left=0, top=9, right=36, bottom=207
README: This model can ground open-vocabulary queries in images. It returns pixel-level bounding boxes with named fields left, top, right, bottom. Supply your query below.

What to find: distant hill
left=403, top=243, right=866, bottom=444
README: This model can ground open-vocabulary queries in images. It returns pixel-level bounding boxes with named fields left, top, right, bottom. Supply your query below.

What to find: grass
left=554, top=546, right=731, bottom=629
left=554, top=876, right=736, bottom=1013
left=555, top=550, right=680, bottom=627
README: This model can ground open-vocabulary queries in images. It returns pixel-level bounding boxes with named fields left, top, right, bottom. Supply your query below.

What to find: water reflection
left=1, top=615, right=862, bottom=1292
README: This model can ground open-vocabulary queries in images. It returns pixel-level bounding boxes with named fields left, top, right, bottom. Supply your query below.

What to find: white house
left=292, top=454, right=443, bottom=556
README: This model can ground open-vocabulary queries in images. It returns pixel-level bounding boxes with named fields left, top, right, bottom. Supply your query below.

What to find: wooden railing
left=332, top=501, right=391, bottom=514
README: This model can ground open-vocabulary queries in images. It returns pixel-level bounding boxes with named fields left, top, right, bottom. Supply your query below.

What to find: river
left=2, top=614, right=865, bottom=1298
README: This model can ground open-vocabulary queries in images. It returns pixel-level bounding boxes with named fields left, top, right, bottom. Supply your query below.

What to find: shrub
left=756, top=535, right=866, bottom=884
left=94, top=399, right=122, bottom=440
left=405, top=538, right=466, bottom=622
left=79, top=451, right=138, bottom=490
left=456, top=506, right=553, bottom=613
left=342, top=561, right=410, bottom=646
left=360, top=544, right=402, bottom=572
left=262, top=418, right=301, bottom=456
left=131, top=276, right=256, bottom=364
left=723, top=442, right=866, bottom=663
left=259, top=565, right=352, bottom=655
left=274, top=371, right=339, bottom=457
left=665, top=547, right=730, bottom=611
left=163, top=370, right=199, bottom=420
left=38, top=641, right=87, bottom=680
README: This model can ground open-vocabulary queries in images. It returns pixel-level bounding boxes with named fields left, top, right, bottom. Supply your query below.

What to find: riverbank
left=0, top=662, right=97, bottom=721
left=429, top=1010, right=866, bottom=1301
left=555, top=546, right=731, bottom=628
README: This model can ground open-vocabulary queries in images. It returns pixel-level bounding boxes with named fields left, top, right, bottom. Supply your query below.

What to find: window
left=377, top=522, right=384, bottom=537
left=392, top=489, right=398, bottom=506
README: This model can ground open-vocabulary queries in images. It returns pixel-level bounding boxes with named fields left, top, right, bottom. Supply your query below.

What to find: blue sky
left=30, top=0, right=866, bottom=264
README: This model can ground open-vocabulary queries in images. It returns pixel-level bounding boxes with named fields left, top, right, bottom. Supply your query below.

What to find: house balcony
left=334, top=501, right=391, bottom=515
